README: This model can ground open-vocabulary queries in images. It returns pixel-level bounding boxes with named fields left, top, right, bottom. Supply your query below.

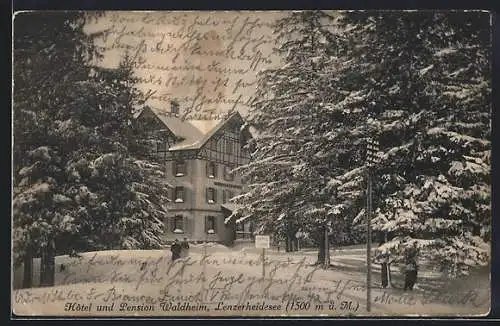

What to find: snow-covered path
left=12, top=247, right=490, bottom=317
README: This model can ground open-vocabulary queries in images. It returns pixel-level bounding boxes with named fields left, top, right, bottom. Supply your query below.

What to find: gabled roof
left=136, top=106, right=248, bottom=151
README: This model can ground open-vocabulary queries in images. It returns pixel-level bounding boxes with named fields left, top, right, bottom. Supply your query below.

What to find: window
left=236, top=223, right=245, bottom=239
left=206, top=188, right=217, bottom=204
left=206, top=162, right=217, bottom=178
left=157, top=140, right=167, bottom=152
left=171, top=215, right=184, bottom=234
left=174, top=187, right=185, bottom=203
left=224, top=165, right=234, bottom=181
left=205, top=216, right=217, bottom=234
left=223, top=190, right=234, bottom=204
left=173, top=160, right=186, bottom=176
left=170, top=99, right=180, bottom=115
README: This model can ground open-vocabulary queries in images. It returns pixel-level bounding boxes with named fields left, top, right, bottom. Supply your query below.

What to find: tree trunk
left=288, top=234, right=294, bottom=252
left=292, top=237, right=299, bottom=251
left=22, top=246, right=33, bottom=288
left=40, top=239, right=55, bottom=287
left=285, top=233, right=297, bottom=252
left=316, top=226, right=330, bottom=266
left=317, top=238, right=325, bottom=265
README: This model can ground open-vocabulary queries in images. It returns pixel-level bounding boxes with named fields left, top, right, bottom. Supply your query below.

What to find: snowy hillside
left=12, top=247, right=489, bottom=317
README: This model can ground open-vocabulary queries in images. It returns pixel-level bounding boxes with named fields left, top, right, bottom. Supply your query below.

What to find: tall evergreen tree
left=339, top=11, right=491, bottom=276
left=234, top=11, right=367, bottom=263
left=13, top=12, right=169, bottom=287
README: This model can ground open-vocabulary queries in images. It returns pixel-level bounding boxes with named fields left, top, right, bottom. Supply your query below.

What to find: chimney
left=170, top=99, right=179, bottom=116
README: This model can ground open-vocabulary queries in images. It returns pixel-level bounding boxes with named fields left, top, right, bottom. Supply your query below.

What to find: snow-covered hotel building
left=134, top=102, right=253, bottom=246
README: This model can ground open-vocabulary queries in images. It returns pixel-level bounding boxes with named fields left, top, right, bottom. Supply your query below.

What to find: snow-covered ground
left=12, top=245, right=490, bottom=317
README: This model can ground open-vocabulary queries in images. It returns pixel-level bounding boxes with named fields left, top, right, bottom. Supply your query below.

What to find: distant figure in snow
left=170, top=239, right=182, bottom=262
left=379, top=251, right=390, bottom=289
left=403, top=242, right=419, bottom=291
left=378, top=235, right=390, bottom=289
left=180, top=237, right=190, bottom=258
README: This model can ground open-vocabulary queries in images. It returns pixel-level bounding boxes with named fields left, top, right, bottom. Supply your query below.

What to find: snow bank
left=12, top=248, right=489, bottom=317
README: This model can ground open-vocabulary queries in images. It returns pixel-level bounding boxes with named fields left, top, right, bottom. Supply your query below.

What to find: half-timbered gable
left=197, top=114, right=251, bottom=166
left=134, top=106, right=177, bottom=161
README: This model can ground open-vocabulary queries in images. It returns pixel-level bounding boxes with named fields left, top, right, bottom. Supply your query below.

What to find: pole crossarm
left=366, top=137, right=381, bottom=166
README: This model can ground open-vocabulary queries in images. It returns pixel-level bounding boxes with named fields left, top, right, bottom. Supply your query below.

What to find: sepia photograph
left=11, top=10, right=491, bottom=317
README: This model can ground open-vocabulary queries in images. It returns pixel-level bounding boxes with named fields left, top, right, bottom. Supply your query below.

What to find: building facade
left=135, top=104, right=253, bottom=246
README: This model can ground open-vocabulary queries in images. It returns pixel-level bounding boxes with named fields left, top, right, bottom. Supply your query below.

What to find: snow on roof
left=150, top=108, right=204, bottom=145
left=136, top=106, right=248, bottom=151
left=188, top=119, right=222, bottom=134
left=169, top=112, right=243, bottom=151
left=221, top=203, right=236, bottom=212
left=169, top=118, right=225, bottom=151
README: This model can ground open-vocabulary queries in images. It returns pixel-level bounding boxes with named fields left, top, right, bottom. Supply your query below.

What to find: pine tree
left=13, top=12, right=169, bottom=287
left=234, top=11, right=367, bottom=263
left=338, top=11, right=491, bottom=276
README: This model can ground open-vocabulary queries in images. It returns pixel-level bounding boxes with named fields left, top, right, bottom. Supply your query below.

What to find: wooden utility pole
left=324, top=224, right=330, bottom=269
left=366, top=168, right=373, bottom=312
left=40, top=238, right=55, bottom=287
left=366, top=138, right=380, bottom=312
left=22, top=245, right=33, bottom=288
left=262, top=248, right=266, bottom=278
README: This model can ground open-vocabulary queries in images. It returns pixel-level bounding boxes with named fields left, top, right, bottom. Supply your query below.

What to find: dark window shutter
left=170, top=216, right=176, bottom=232
left=172, top=161, right=177, bottom=176
left=206, top=188, right=209, bottom=203
left=169, top=187, right=174, bottom=201
left=206, top=162, right=210, bottom=177
left=213, top=163, right=217, bottom=177
left=213, top=216, right=218, bottom=233
left=183, top=216, right=188, bottom=232
left=213, top=189, right=217, bottom=203
left=205, top=216, right=209, bottom=233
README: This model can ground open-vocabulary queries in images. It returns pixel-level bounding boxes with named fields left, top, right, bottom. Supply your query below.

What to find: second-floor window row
left=172, top=158, right=243, bottom=181
left=171, top=187, right=242, bottom=205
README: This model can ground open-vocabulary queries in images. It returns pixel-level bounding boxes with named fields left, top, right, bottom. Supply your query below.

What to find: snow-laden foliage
left=233, top=11, right=368, bottom=259
left=339, top=11, right=491, bottom=276
left=234, top=10, right=490, bottom=275
left=13, top=12, right=169, bottom=268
